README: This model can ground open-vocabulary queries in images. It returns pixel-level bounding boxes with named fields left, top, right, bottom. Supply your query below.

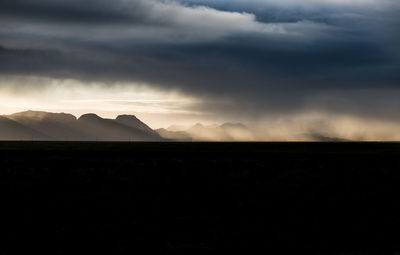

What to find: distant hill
left=157, top=122, right=255, bottom=141
left=306, top=132, right=352, bottom=142
left=155, top=128, right=192, bottom=141
left=0, top=111, right=163, bottom=141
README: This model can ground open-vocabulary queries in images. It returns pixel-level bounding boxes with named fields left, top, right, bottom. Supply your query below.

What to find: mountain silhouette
left=78, top=113, right=162, bottom=141
left=0, top=112, right=350, bottom=141
left=0, top=111, right=162, bottom=141
left=8, top=111, right=83, bottom=140
left=115, top=115, right=158, bottom=136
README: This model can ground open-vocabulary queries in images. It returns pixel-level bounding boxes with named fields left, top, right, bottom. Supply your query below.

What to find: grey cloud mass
left=0, top=0, right=399, bottom=120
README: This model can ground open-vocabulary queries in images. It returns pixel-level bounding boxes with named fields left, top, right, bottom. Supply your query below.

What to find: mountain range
left=0, top=110, right=347, bottom=141
left=0, top=110, right=257, bottom=141
left=0, top=111, right=162, bottom=141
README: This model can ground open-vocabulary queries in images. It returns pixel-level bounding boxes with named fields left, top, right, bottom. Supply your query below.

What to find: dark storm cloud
left=0, top=0, right=156, bottom=25
left=0, top=0, right=399, bottom=118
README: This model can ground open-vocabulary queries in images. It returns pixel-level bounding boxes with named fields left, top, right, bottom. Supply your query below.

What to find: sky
left=0, top=0, right=400, bottom=139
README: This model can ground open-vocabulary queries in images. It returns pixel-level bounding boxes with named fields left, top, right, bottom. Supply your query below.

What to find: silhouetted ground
left=2, top=142, right=400, bottom=254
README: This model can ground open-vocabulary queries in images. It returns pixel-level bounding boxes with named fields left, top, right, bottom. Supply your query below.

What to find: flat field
left=2, top=142, right=400, bottom=254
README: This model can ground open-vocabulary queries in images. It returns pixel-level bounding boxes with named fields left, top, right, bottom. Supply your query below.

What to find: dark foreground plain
left=2, top=142, right=400, bottom=254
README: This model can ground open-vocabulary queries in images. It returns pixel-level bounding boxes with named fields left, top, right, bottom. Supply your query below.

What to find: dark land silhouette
left=1, top=111, right=163, bottom=141
left=1, top=111, right=353, bottom=142
left=2, top=142, right=400, bottom=254
left=0, top=111, right=258, bottom=141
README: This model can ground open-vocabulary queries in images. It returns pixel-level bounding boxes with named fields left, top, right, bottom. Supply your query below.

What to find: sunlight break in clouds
left=0, top=76, right=202, bottom=128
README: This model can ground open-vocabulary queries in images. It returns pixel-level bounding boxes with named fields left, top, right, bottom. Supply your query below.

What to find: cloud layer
left=1, top=0, right=399, bottom=123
